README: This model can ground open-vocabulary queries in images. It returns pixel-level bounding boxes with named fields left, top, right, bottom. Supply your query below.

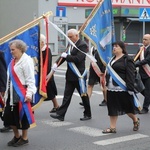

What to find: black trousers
left=141, top=77, right=150, bottom=111
left=57, top=80, right=91, bottom=118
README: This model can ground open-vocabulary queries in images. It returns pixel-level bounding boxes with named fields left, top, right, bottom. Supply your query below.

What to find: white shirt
left=5, top=53, right=37, bottom=105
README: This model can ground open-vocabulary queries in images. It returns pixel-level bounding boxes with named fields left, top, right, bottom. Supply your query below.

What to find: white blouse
left=4, top=53, right=37, bottom=105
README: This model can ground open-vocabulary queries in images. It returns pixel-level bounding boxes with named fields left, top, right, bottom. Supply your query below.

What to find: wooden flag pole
left=78, top=0, right=103, bottom=33
left=134, top=46, right=144, bottom=62
left=47, top=0, right=103, bottom=83
left=0, top=11, right=53, bottom=44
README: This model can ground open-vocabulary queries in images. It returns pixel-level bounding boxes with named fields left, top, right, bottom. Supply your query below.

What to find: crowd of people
left=0, top=30, right=150, bottom=147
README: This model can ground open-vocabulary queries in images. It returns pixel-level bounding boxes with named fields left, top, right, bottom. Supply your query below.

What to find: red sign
left=58, top=0, right=150, bottom=7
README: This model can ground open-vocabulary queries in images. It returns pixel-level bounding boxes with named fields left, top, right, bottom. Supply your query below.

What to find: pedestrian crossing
left=68, top=126, right=105, bottom=137
left=49, top=67, right=149, bottom=147
left=94, top=134, right=149, bottom=146
left=56, top=91, right=102, bottom=99
left=41, top=120, right=149, bottom=146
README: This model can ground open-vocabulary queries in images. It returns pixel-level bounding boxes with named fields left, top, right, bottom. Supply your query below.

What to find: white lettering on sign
left=58, top=0, right=150, bottom=7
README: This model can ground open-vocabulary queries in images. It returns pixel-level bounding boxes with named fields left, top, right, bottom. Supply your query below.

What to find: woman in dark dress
left=87, top=47, right=107, bottom=106
left=40, top=34, right=59, bottom=113
left=102, top=41, right=140, bottom=133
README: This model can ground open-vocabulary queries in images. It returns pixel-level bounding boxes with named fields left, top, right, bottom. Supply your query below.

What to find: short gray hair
left=67, top=29, right=79, bottom=36
left=9, top=39, right=27, bottom=53
left=40, top=34, right=46, bottom=44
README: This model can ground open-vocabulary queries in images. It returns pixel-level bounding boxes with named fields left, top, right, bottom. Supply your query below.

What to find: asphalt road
left=0, top=56, right=150, bottom=150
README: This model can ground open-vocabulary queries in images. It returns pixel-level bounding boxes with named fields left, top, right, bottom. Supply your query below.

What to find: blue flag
left=0, top=24, right=43, bottom=110
left=81, top=0, right=116, bottom=65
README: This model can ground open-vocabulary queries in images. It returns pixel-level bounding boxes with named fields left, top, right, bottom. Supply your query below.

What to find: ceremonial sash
left=107, top=58, right=141, bottom=111
left=67, top=46, right=87, bottom=96
left=140, top=49, right=150, bottom=77
left=0, top=94, right=4, bottom=112
left=91, top=62, right=101, bottom=77
left=9, top=60, right=36, bottom=127
left=91, top=61, right=106, bottom=89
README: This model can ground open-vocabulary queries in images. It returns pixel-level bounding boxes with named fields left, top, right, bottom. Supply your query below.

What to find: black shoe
left=0, top=126, right=12, bottom=132
left=80, top=116, right=91, bottom=121
left=49, top=107, right=59, bottom=113
left=50, top=113, right=64, bottom=121
left=13, top=137, right=29, bottom=147
left=139, top=109, right=148, bottom=114
left=7, top=136, right=21, bottom=146
left=99, top=100, right=107, bottom=106
left=79, top=102, right=84, bottom=106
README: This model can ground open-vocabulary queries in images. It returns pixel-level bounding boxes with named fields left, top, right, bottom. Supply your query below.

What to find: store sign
left=85, top=7, right=139, bottom=18
left=58, top=0, right=150, bottom=7
left=121, top=8, right=139, bottom=17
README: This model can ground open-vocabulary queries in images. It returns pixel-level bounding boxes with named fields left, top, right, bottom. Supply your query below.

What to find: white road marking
left=73, top=91, right=102, bottom=97
left=73, top=92, right=80, bottom=97
left=68, top=126, right=106, bottom=137
left=42, top=120, right=73, bottom=127
left=93, top=91, right=102, bottom=94
left=56, top=69, right=66, bottom=73
left=54, top=74, right=65, bottom=78
left=94, top=133, right=149, bottom=146
left=56, top=95, right=64, bottom=99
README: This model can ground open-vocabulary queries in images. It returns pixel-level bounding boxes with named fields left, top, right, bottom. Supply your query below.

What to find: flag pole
left=78, top=0, right=103, bottom=33
left=0, top=11, right=53, bottom=44
left=47, top=1, right=103, bottom=83
left=134, top=46, right=144, bottom=62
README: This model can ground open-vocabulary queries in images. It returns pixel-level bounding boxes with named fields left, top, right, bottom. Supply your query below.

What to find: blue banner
left=0, top=24, right=42, bottom=109
left=82, top=0, right=116, bottom=65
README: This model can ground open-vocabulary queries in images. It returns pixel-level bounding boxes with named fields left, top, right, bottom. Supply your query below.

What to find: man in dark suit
left=0, top=51, right=11, bottom=132
left=135, top=34, right=150, bottom=114
left=50, top=29, right=91, bottom=121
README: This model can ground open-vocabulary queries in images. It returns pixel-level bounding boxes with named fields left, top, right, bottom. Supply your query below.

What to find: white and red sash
left=9, top=59, right=36, bottom=128
left=140, top=48, right=150, bottom=77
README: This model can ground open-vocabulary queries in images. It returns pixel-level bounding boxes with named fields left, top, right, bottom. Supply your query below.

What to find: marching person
left=3, top=40, right=37, bottom=147
left=79, top=46, right=107, bottom=106
left=134, top=34, right=150, bottom=114
left=102, top=41, right=140, bottom=133
left=40, top=34, right=59, bottom=113
left=50, top=28, right=91, bottom=121
left=0, top=51, right=12, bottom=132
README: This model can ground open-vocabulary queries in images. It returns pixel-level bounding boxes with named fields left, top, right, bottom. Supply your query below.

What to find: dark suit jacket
left=57, top=39, right=88, bottom=81
left=135, top=45, right=150, bottom=79
left=106, top=55, right=135, bottom=91
left=0, top=51, right=7, bottom=92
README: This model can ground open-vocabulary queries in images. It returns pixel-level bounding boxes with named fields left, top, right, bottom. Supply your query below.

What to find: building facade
left=0, top=0, right=150, bottom=54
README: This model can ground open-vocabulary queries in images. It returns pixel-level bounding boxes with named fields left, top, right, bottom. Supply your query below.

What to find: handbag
left=134, top=70, right=145, bottom=93
left=125, top=57, right=145, bottom=93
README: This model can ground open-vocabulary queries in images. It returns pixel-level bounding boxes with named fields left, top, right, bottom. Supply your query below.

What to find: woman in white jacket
left=3, top=39, right=36, bottom=147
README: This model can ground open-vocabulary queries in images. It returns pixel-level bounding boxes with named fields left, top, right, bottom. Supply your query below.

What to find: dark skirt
left=107, top=90, right=136, bottom=116
left=45, top=76, right=57, bottom=101
left=88, top=66, right=100, bottom=85
left=3, top=100, right=30, bottom=130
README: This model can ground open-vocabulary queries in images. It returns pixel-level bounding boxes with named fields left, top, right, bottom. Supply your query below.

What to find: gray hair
left=9, top=39, right=27, bottom=53
left=67, top=29, right=79, bottom=36
left=40, top=34, right=46, bottom=44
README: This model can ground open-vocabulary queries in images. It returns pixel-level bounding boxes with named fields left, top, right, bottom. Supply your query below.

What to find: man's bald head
left=143, top=34, right=150, bottom=46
